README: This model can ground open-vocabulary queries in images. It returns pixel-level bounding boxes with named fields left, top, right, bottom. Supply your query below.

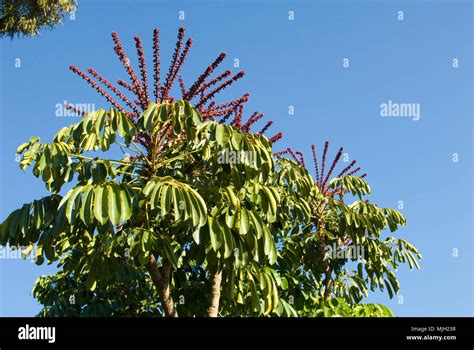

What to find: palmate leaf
left=138, top=100, right=201, bottom=138
left=141, top=176, right=207, bottom=228
left=234, top=264, right=281, bottom=315
left=57, top=182, right=137, bottom=228
left=0, top=195, right=62, bottom=247
left=327, top=175, right=371, bottom=199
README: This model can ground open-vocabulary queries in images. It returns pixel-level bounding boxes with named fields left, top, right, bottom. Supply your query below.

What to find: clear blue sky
left=0, top=0, right=472, bottom=316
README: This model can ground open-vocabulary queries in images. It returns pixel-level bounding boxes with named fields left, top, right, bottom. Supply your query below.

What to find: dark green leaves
left=141, top=176, right=207, bottom=228
left=57, top=182, right=136, bottom=227
left=208, top=216, right=223, bottom=251
left=0, top=195, right=61, bottom=247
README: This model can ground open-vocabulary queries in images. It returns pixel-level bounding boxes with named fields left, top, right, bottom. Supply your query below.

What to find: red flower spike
left=269, top=132, right=283, bottom=143
left=178, top=76, right=187, bottom=98
left=64, top=102, right=86, bottom=116
left=320, top=141, right=329, bottom=186
left=311, top=144, right=321, bottom=185
left=162, top=27, right=186, bottom=101
left=185, top=52, right=227, bottom=101
left=68, top=28, right=283, bottom=146
left=259, top=121, right=273, bottom=135
left=168, top=38, right=193, bottom=97
left=117, top=79, right=137, bottom=94
left=69, top=65, right=127, bottom=113
left=291, top=143, right=367, bottom=197
left=196, top=71, right=245, bottom=109
left=322, top=147, right=343, bottom=188
left=153, top=28, right=161, bottom=102
left=88, top=68, right=140, bottom=115
left=295, top=151, right=306, bottom=168
left=337, top=160, right=356, bottom=178
left=347, top=167, right=361, bottom=176
left=134, top=36, right=150, bottom=105
left=111, top=32, right=147, bottom=108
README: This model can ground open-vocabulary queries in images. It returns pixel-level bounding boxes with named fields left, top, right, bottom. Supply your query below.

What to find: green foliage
left=272, top=167, right=422, bottom=314
left=2, top=100, right=421, bottom=317
left=305, top=297, right=394, bottom=317
left=33, top=267, right=160, bottom=317
left=2, top=100, right=293, bottom=316
left=0, top=0, right=76, bottom=38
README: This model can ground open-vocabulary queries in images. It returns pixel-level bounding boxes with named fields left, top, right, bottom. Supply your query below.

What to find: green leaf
left=209, top=216, right=223, bottom=251
left=262, top=186, right=277, bottom=216
left=385, top=279, right=394, bottom=299
left=221, top=222, right=234, bottom=259
left=265, top=229, right=277, bottom=265
left=183, top=189, right=199, bottom=226
left=142, top=104, right=157, bottom=130
left=230, top=131, right=243, bottom=150
left=119, top=185, right=132, bottom=222
left=150, top=182, right=162, bottom=209
left=143, top=179, right=156, bottom=197
left=225, top=186, right=239, bottom=208
left=93, top=185, right=107, bottom=225
left=239, top=208, right=250, bottom=235
left=19, top=204, right=30, bottom=235
left=66, top=185, right=84, bottom=224
left=248, top=210, right=263, bottom=239
left=107, top=183, right=121, bottom=226
left=159, top=104, right=170, bottom=122
left=92, top=162, right=107, bottom=183
left=216, top=124, right=230, bottom=146
left=44, top=243, right=55, bottom=262
left=160, top=184, right=171, bottom=215
left=80, top=185, right=94, bottom=226
left=86, top=277, right=97, bottom=292
left=191, top=188, right=207, bottom=227
left=225, top=210, right=236, bottom=228
left=248, top=276, right=259, bottom=311
left=172, top=186, right=182, bottom=221
left=16, top=143, right=29, bottom=154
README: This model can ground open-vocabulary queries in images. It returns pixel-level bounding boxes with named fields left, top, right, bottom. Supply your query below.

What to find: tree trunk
left=318, top=235, right=333, bottom=301
left=147, top=254, right=178, bottom=317
left=323, top=266, right=333, bottom=301
left=207, top=271, right=222, bottom=317
left=317, top=211, right=333, bottom=301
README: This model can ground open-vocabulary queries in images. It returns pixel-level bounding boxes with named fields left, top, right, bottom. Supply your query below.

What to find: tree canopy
left=0, top=27, right=421, bottom=317
left=0, top=0, right=76, bottom=38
